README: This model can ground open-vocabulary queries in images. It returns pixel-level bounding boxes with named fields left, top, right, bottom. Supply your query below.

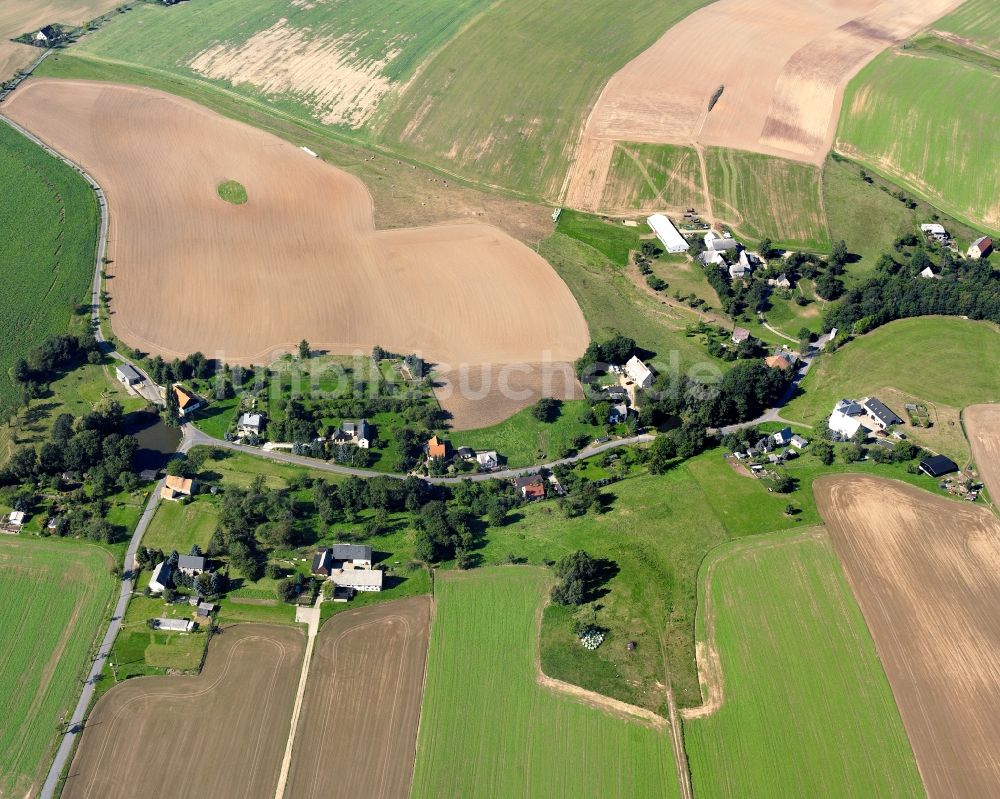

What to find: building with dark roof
left=330, top=544, right=372, bottom=563
left=919, top=455, right=959, bottom=478
left=861, top=397, right=904, bottom=430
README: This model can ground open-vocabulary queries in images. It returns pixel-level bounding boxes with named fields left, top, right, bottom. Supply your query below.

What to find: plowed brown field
left=2, top=80, right=587, bottom=426
left=285, top=597, right=431, bottom=799
left=966, top=404, right=1000, bottom=504
left=64, top=624, right=305, bottom=799
left=565, top=0, right=961, bottom=209
left=816, top=475, right=1000, bottom=799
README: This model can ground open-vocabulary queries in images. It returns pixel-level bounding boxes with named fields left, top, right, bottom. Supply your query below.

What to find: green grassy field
left=142, top=497, right=219, bottom=554
left=0, top=121, right=99, bottom=422
left=217, top=179, right=247, bottom=204
left=0, top=537, right=114, bottom=796
left=410, top=567, right=680, bottom=799
left=704, top=147, right=830, bottom=251
left=683, top=531, right=923, bottom=799
left=555, top=210, right=641, bottom=266
left=600, top=142, right=706, bottom=212
left=934, top=0, right=1000, bottom=53
left=538, top=233, right=726, bottom=373
left=783, top=316, right=1000, bottom=427
left=837, top=49, right=999, bottom=235
left=450, top=400, right=605, bottom=468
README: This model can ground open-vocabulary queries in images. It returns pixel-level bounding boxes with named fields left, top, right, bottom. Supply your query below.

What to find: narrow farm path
left=274, top=594, right=322, bottom=799
left=694, top=144, right=714, bottom=228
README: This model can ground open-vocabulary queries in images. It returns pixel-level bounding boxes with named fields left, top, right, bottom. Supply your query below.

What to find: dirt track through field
left=816, top=475, right=1000, bottom=799
left=63, top=624, right=305, bottom=799
left=2, top=80, right=588, bottom=426
left=966, top=404, right=1000, bottom=506
left=284, top=597, right=431, bottom=799
left=564, top=0, right=961, bottom=210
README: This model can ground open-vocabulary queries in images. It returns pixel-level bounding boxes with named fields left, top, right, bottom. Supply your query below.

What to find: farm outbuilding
left=116, top=364, right=142, bottom=386
left=646, top=214, right=689, bottom=253
left=919, top=455, right=959, bottom=478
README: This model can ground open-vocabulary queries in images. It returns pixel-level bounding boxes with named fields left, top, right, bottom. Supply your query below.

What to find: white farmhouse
left=624, top=355, right=654, bottom=389
left=646, top=214, right=689, bottom=254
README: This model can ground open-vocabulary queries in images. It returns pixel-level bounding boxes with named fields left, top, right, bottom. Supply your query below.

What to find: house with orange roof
left=425, top=435, right=448, bottom=461
left=172, top=384, right=202, bottom=417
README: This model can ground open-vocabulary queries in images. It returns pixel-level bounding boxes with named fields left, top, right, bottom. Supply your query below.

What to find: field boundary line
left=681, top=526, right=827, bottom=721
left=532, top=596, right=667, bottom=730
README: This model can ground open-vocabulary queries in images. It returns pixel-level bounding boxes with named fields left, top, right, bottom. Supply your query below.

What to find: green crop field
left=63, top=0, right=708, bottom=200
left=410, top=567, right=680, bottom=799
left=934, top=0, right=1000, bottom=53
left=837, top=49, right=999, bottom=235
left=0, top=537, right=114, bottom=797
left=0, top=121, right=98, bottom=422
left=783, top=316, right=1000, bottom=427
left=684, top=531, right=923, bottom=799
left=704, top=147, right=830, bottom=251
left=600, top=143, right=706, bottom=212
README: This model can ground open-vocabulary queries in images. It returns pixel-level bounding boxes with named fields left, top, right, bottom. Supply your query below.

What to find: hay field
left=0, top=118, right=98, bottom=421
left=410, top=568, right=681, bottom=799
left=933, top=0, right=1000, bottom=54
left=286, top=597, right=430, bottom=799
left=0, top=538, right=113, bottom=798
left=817, top=475, right=1000, bottom=799
left=684, top=530, right=923, bottom=799
left=564, top=0, right=959, bottom=210
left=71, top=0, right=492, bottom=130
left=3, top=81, right=588, bottom=426
left=0, top=0, right=122, bottom=81
left=837, top=48, right=999, bottom=233
left=965, top=404, right=1000, bottom=504
left=703, top=148, right=830, bottom=250
left=64, top=624, right=305, bottom=799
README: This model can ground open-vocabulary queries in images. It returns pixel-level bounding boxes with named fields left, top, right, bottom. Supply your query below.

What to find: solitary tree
left=298, top=339, right=310, bottom=359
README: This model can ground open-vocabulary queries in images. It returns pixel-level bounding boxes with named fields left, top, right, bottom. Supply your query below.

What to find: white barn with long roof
left=646, top=214, right=689, bottom=253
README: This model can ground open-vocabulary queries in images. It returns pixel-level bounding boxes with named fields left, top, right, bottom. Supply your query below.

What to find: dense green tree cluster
left=825, top=251, right=1000, bottom=334
left=10, top=332, right=100, bottom=405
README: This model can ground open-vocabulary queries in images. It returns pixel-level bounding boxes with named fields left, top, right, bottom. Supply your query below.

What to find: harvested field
left=2, top=81, right=588, bottom=426
left=816, top=475, right=1000, bottom=799
left=0, top=0, right=122, bottom=81
left=965, top=404, right=1000, bottom=504
left=435, top=362, right=582, bottom=431
left=285, top=597, right=431, bottom=799
left=64, top=624, right=305, bottom=799
left=565, top=0, right=960, bottom=209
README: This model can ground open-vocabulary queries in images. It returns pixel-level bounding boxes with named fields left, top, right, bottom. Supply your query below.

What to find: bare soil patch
left=285, top=597, right=431, bottom=799
left=64, top=624, right=305, bottom=799
left=564, top=0, right=961, bottom=209
left=2, top=81, right=588, bottom=420
left=816, top=475, right=1000, bottom=799
left=965, top=404, right=1000, bottom=505
left=434, top=361, right=581, bottom=430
